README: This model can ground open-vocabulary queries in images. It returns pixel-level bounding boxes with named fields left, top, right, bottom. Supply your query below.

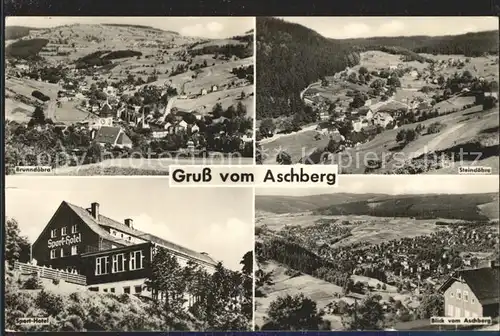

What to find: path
left=408, top=123, right=466, bottom=160
left=259, top=124, right=318, bottom=145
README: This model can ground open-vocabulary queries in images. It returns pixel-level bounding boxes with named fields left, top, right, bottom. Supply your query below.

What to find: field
left=255, top=260, right=344, bottom=329
left=13, top=156, right=254, bottom=176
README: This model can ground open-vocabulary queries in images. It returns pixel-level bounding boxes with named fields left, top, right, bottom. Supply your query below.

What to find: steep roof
left=65, top=201, right=217, bottom=266
left=94, top=126, right=121, bottom=145
left=439, top=266, right=500, bottom=305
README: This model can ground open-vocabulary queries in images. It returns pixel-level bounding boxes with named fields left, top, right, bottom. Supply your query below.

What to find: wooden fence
left=14, top=262, right=87, bottom=286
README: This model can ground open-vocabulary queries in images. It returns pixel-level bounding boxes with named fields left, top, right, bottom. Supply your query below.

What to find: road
left=259, top=124, right=318, bottom=145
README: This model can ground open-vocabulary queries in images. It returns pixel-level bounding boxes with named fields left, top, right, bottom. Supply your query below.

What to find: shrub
left=22, top=275, right=43, bottom=289
left=52, top=278, right=60, bottom=285
left=67, top=303, right=85, bottom=318
left=427, top=122, right=445, bottom=135
left=69, top=292, right=81, bottom=303
left=35, top=290, right=64, bottom=317
left=61, top=315, right=85, bottom=331
left=117, top=293, right=131, bottom=304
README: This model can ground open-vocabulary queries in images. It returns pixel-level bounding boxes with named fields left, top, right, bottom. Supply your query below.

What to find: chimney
left=124, top=218, right=133, bottom=229
left=90, top=202, right=99, bottom=220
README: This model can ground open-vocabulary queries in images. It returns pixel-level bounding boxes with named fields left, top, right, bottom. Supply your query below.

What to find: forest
left=313, top=193, right=496, bottom=221
left=5, top=38, right=49, bottom=59
left=339, top=30, right=499, bottom=57
left=256, top=17, right=360, bottom=121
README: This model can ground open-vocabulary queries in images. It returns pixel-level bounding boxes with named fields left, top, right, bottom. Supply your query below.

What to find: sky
left=257, top=175, right=500, bottom=196
left=279, top=17, right=499, bottom=39
left=5, top=17, right=254, bottom=39
left=5, top=177, right=253, bottom=271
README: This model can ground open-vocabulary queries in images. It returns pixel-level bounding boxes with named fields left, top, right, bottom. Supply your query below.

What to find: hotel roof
left=65, top=201, right=217, bottom=266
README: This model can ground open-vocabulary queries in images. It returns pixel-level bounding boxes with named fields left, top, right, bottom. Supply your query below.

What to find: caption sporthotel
left=169, top=165, right=338, bottom=188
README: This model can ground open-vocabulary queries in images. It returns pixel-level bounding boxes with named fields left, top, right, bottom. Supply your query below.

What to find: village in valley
left=256, top=17, right=499, bottom=174
left=5, top=18, right=255, bottom=175
left=254, top=185, right=500, bottom=331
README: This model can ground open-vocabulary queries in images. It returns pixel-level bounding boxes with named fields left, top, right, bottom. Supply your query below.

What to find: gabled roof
left=94, top=126, right=121, bottom=145
left=65, top=201, right=217, bottom=266
left=439, top=266, right=500, bottom=305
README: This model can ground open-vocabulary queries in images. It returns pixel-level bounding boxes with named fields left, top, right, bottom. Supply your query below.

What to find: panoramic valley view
left=254, top=176, right=500, bottom=331
left=256, top=17, right=499, bottom=174
left=5, top=17, right=255, bottom=175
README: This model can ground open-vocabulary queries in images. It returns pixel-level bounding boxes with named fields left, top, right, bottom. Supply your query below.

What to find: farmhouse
left=439, top=262, right=499, bottom=318
left=31, top=201, right=217, bottom=296
left=93, top=126, right=133, bottom=149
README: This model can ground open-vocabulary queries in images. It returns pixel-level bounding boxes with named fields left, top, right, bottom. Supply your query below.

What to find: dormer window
left=51, top=229, right=57, bottom=238
left=61, top=227, right=67, bottom=236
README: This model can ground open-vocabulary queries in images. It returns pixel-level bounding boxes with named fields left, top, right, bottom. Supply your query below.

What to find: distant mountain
left=336, top=30, right=499, bottom=57
left=101, top=23, right=179, bottom=34
left=256, top=192, right=499, bottom=221
left=255, top=193, right=386, bottom=214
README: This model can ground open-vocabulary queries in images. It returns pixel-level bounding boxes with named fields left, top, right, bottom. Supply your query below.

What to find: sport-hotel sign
left=48, top=233, right=82, bottom=249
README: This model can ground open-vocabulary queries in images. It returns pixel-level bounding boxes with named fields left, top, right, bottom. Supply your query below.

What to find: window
left=450, top=292, right=454, bottom=298
left=110, top=288, right=115, bottom=293
left=89, top=287, right=99, bottom=292
left=128, top=236, right=132, bottom=241
left=111, top=245, right=117, bottom=249
left=95, top=256, right=109, bottom=275
left=472, top=298, right=476, bottom=304
left=455, top=307, right=461, bottom=317
left=50, top=249, right=56, bottom=259
left=121, top=233, right=124, bottom=238
left=112, top=254, right=125, bottom=273
left=129, top=250, right=144, bottom=270
left=464, top=291, right=469, bottom=302
left=124, top=286, right=130, bottom=294
left=71, top=245, right=78, bottom=255
left=457, top=289, right=462, bottom=300
left=134, top=286, right=142, bottom=294
left=103, top=288, right=108, bottom=293
left=61, top=227, right=67, bottom=236
left=51, top=229, right=57, bottom=238
left=447, top=304, right=454, bottom=317
left=71, top=224, right=78, bottom=234
left=60, top=248, right=65, bottom=258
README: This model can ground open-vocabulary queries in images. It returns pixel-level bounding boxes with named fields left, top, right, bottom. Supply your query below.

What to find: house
left=484, top=92, right=499, bottom=100
left=439, top=263, right=500, bottom=318
left=93, top=126, right=133, bottom=149
left=364, top=99, right=372, bottom=107
left=389, top=65, right=398, bottom=70
left=99, top=102, right=114, bottom=117
left=373, top=112, right=394, bottom=128
left=353, top=118, right=371, bottom=132
left=358, top=106, right=373, bottom=120
left=303, top=96, right=315, bottom=106
left=316, top=122, right=338, bottom=135
left=410, top=70, right=419, bottom=78
left=319, top=110, right=330, bottom=121
left=30, top=201, right=216, bottom=297
left=201, top=88, right=208, bottom=95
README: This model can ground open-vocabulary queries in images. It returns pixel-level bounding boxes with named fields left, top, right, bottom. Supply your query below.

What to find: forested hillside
left=339, top=30, right=499, bottom=57
left=256, top=17, right=360, bottom=121
left=5, top=26, right=35, bottom=40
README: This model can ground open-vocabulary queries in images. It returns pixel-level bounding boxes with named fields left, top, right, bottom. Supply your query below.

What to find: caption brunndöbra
left=171, top=167, right=337, bottom=186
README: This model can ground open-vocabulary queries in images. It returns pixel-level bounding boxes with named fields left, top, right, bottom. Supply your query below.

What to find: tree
left=387, top=76, right=401, bottom=88
left=5, top=218, right=30, bottom=268
left=417, top=293, right=444, bottom=319
left=145, top=247, right=188, bottom=331
left=342, top=295, right=385, bottom=331
left=350, top=92, right=367, bottom=109
left=276, top=151, right=292, bottom=165
left=212, top=103, right=224, bottom=118
left=263, top=294, right=326, bottom=330
left=31, top=106, right=46, bottom=125
left=259, top=118, right=276, bottom=137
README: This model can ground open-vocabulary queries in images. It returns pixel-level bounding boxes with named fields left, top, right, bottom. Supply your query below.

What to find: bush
left=52, top=278, right=60, bottom=285
left=117, top=293, right=131, bottom=304
left=35, top=290, right=64, bottom=317
left=22, top=275, right=43, bottom=289
left=426, top=122, right=445, bottom=135
left=61, top=315, right=85, bottom=331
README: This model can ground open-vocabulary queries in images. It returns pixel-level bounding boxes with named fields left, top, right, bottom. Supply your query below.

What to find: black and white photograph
left=256, top=17, right=499, bottom=174
left=5, top=17, right=255, bottom=176
left=254, top=175, right=499, bottom=331
left=4, top=177, right=253, bottom=331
